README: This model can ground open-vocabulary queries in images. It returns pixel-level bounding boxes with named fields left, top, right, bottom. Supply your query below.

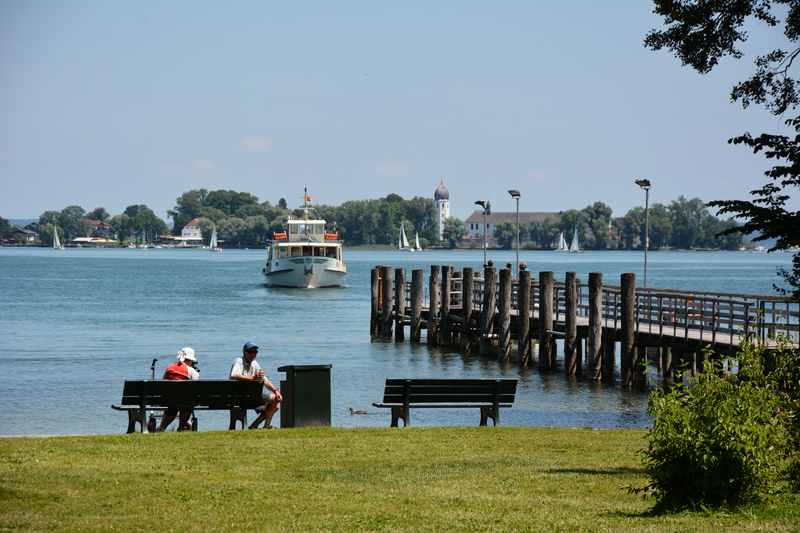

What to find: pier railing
left=390, top=267, right=799, bottom=348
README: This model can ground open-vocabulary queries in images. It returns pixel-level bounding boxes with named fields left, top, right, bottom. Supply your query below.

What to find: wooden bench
left=111, top=380, right=264, bottom=433
left=372, top=378, right=518, bottom=427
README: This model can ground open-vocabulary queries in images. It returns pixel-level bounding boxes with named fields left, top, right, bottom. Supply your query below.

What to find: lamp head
left=508, top=189, right=520, bottom=199
left=634, top=178, right=651, bottom=190
left=474, top=200, right=486, bottom=209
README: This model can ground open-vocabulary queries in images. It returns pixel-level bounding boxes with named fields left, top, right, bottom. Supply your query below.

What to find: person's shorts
left=254, top=391, right=278, bottom=411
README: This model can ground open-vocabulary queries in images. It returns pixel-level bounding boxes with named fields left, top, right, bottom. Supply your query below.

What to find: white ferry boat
left=262, top=195, right=347, bottom=288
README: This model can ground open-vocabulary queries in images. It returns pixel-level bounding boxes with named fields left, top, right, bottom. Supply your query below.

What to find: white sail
left=569, top=227, right=580, bottom=253
left=414, top=232, right=422, bottom=251
left=53, top=226, right=63, bottom=250
left=555, top=232, right=568, bottom=251
left=399, top=224, right=411, bottom=251
left=209, top=227, right=219, bottom=251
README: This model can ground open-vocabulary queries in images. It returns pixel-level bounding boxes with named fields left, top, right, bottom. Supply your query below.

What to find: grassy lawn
left=1, top=427, right=798, bottom=531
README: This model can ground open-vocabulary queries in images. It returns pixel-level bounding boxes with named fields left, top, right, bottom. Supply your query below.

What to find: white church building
left=434, top=179, right=450, bottom=241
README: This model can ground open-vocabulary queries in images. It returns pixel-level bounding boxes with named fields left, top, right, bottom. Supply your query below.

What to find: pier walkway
left=370, top=265, right=799, bottom=385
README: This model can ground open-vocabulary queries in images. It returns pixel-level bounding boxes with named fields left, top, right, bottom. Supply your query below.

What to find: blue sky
left=1, top=1, right=795, bottom=221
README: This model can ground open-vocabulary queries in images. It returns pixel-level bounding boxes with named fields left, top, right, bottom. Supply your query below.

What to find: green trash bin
left=278, top=364, right=332, bottom=428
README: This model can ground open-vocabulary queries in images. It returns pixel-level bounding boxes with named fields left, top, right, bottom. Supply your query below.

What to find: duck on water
left=262, top=189, right=347, bottom=288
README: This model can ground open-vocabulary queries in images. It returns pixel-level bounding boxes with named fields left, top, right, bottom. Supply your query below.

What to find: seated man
left=158, top=347, right=200, bottom=432
left=230, top=341, right=282, bottom=429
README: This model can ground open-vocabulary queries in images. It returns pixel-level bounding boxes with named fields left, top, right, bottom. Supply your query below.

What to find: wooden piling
left=370, top=267, right=380, bottom=337
left=478, top=265, right=497, bottom=355
left=460, top=268, right=474, bottom=352
left=538, top=271, right=554, bottom=372
left=394, top=268, right=405, bottom=343
left=662, top=345, right=673, bottom=387
left=439, top=266, right=451, bottom=346
left=588, top=272, right=603, bottom=381
left=410, top=269, right=423, bottom=343
left=517, top=270, right=532, bottom=365
left=621, top=273, right=636, bottom=387
left=565, top=272, right=578, bottom=376
left=380, top=266, right=394, bottom=340
left=498, top=267, right=513, bottom=361
left=428, top=265, right=441, bottom=346
left=602, top=334, right=615, bottom=381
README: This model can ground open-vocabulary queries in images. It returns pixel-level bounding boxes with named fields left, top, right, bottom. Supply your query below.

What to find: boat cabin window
left=289, top=222, right=324, bottom=236
left=325, top=247, right=337, bottom=258
left=290, top=247, right=302, bottom=257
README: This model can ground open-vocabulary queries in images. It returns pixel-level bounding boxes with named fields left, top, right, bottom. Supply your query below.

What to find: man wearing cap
left=230, top=341, right=282, bottom=429
left=158, top=347, right=200, bottom=432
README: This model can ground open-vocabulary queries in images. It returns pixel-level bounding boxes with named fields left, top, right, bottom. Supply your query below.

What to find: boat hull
left=263, top=257, right=346, bottom=288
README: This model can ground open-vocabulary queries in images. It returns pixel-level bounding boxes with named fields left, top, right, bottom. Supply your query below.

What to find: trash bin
left=277, top=364, right=332, bottom=428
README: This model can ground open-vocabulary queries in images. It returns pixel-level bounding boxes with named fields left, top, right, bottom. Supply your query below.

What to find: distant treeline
left=478, top=196, right=743, bottom=251
left=2, top=190, right=742, bottom=250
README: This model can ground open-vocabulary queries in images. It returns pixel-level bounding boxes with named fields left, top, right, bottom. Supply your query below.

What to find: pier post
left=603, top=334, right=615, bottom=382
left=517, top=269, right=532, bottom=366
left=565, top=272, right=579, bottom=376
left=370, top=267, right=380, bottom=337
left=662, top=345, right=673, bottom=387
left=538, top=271, right=554, bottom=372
left=498, top=267, right=513, bottom=361
left=621, top=273, right=636, bottom=387
left=428, top=265, right=441, bottom=346
left=394, top=268, right=405, bottom=342
left=460, top=268, right=474, bottom=352
left=380, top=266, right=394, bottom=340
left=478, top=265, right=497, bottom=355
left=410, top=269, right=423, bottom=343
left=588, top=273, right=603, bottom=381
left=440, top=265, right=451, bottom=346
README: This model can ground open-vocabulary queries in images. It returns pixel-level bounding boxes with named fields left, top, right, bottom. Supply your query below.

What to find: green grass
left=1, top=427, right=798, bottom=531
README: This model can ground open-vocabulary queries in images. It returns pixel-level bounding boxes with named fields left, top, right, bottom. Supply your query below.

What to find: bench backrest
left=382, top=379, right=517, bottom=405
left=120, top=380, right=264, bottom=409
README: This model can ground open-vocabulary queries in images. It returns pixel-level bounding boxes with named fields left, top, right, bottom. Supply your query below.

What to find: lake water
left=0, top=247, right=792, bottom=435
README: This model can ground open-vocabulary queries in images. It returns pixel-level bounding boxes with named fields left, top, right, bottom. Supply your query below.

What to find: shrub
left=642, top=345, right=790, bottom=510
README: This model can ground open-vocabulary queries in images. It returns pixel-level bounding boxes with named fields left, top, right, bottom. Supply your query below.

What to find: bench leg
left=390, top=406, right=410, bottom=427
left=229, top=407, right=247, bottom=430
left=480, top=406, right=499, bottom=427
left=126, top=410, right=137, bottom=434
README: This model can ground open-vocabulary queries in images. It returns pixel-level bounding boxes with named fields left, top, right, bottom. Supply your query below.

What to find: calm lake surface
left=0, top=247, right=792, bottom=435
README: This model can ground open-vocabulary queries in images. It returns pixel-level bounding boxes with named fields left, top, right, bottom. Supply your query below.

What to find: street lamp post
left=508, top=190, right=520, bottom=277
left=474, top=200, right=491, bottom=267
left=635, top=178, right=652, bottom=289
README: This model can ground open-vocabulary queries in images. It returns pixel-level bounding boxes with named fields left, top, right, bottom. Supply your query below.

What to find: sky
left=1, top=1, right=796, bottom=222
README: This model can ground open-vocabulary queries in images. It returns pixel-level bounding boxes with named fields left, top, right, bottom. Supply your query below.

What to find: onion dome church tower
left=434, top=178, right=450, bottom=241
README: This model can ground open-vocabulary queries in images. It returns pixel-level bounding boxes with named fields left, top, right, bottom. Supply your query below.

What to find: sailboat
left=414, top=231, right=422, bottom=252
left=398, top=224, right=414, bottom=252
left=554, top=232, right=568, bottom=251
left=53, top=226, right=64, bottom=250
left=209, top=227, right=221, bottom=252
left=569, top=227, right=581, bottom=253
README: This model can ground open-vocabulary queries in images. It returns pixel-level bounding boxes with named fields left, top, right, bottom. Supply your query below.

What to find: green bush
left=642, top=345, right=790, bottom=509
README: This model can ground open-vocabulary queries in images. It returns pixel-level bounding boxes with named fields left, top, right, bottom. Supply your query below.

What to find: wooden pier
left=370, top=264, right=800, bottom=385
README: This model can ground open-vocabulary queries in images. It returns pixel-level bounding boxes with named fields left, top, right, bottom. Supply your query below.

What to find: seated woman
left=158, top=347, right=200, bottom=432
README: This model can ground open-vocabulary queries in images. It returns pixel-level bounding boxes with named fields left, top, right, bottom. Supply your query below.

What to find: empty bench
left=111, top=380, right=264, bottom=433
left=372, top=378, right=518, bottom=427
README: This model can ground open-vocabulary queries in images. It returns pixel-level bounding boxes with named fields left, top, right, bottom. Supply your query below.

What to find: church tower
left=434, top=179, right=450, bottom=241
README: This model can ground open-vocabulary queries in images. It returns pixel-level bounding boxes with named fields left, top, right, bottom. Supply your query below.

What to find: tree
left=0, top=216, right=10, bottom=239
left=86, top=207, right=109, bottom=221
left=168, top=189, right=207, bottom=233
left=277, top=198, right=288, bottom=210
left=647, top=0, right=800, bottom=297
left=581, top=202, right=613, bottom=249
left=58, top=205, right=88, bottom=239
left=38, top=210, right=60, bottom=227
left=493, top=222, right=516, bottom=249
left=442, top=218, right=466, bottom=248
left=109, top=214, right=132, bottom=242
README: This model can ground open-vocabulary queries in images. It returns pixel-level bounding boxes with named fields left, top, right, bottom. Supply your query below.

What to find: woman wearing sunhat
left=230, top=341, right=282, bottom=429
left=158, top=347, right=200, bottom=431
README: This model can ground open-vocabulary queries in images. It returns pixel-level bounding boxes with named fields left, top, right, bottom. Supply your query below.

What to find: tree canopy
left=647, top=0, right=800, bottom=296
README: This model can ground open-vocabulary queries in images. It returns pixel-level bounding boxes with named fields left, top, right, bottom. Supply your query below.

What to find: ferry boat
left=262, top=192, right=347, bottom=288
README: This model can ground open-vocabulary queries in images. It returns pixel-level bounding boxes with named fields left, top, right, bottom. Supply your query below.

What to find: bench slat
left=382, top=393, right=517, bottom=404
